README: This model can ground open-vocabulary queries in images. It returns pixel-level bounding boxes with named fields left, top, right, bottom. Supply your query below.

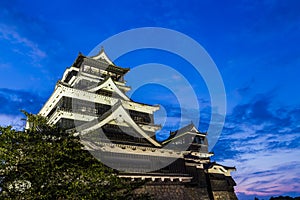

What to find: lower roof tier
left=39, top=82, right=159, bottom=118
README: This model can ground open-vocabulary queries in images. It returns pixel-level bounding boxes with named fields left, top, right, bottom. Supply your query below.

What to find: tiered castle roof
left=38, top=48, right=210, bottom=153
left=35, top=48, right=238, bottom=199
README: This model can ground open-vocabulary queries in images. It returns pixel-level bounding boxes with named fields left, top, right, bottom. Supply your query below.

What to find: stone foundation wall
left=134, top=182, right=210, bottom=200
left=133, top=181, right=238, bottom=200
left=212, top=191, right=238, bottom=200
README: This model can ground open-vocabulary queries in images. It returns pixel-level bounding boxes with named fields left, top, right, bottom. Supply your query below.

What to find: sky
left=1, top=0, right=300, bottom=199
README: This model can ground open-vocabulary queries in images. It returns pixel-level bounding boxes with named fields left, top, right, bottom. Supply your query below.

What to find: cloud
left=0, top=88, right=45, bottom=117
left=0, top=88, right=45, bottom=130
left=212, top=94, right=300, bottom=198
left=0, top=114, right=25, bottom=130
left=0, top=63, right=11, bottom=69
left=0, top=24, right=46, bottom=61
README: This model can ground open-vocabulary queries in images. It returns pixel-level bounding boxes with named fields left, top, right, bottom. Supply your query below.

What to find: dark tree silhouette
left=0, top=112, right=149, bottom=199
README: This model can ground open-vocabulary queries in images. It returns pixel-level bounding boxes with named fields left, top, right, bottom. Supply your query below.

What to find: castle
left=37, top=48, right=237, bottom=200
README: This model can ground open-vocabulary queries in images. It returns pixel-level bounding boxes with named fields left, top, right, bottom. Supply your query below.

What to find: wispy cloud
left=0, top=88, right=45, bottom=116
left=0, top=88, right=45, bottom=130
left=0, top=114, right=25, bottom=130
left=0, top=63, right=11, bottom=69
left=0, top=24, right=46, bottom=61
left=213, top=94, right=300, bottom=198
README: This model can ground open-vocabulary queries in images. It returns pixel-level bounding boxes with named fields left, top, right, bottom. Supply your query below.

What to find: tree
left=0, top=113, right=148, bottom=199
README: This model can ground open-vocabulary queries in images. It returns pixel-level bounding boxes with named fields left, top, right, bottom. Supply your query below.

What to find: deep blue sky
left=1, top=1, right=300, bottom=199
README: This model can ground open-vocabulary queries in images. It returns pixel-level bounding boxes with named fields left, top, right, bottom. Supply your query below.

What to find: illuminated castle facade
left=38, top=49, right=237, bottom=200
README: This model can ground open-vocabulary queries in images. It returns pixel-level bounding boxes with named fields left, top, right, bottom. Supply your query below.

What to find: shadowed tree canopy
left=0, top=112, right=149, bottom=199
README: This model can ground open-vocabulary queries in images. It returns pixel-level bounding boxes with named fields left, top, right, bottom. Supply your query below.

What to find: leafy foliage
left=0, top=112, right=148, bottom=199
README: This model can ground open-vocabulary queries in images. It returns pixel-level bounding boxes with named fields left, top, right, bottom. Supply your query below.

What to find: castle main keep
left=37, top=49, right=237, bottom=200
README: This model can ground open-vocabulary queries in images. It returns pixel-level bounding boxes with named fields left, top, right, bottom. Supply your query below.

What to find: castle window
left=83, top=65, right=91, bottom=72
left=91, top=67, right=99, bottom=75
